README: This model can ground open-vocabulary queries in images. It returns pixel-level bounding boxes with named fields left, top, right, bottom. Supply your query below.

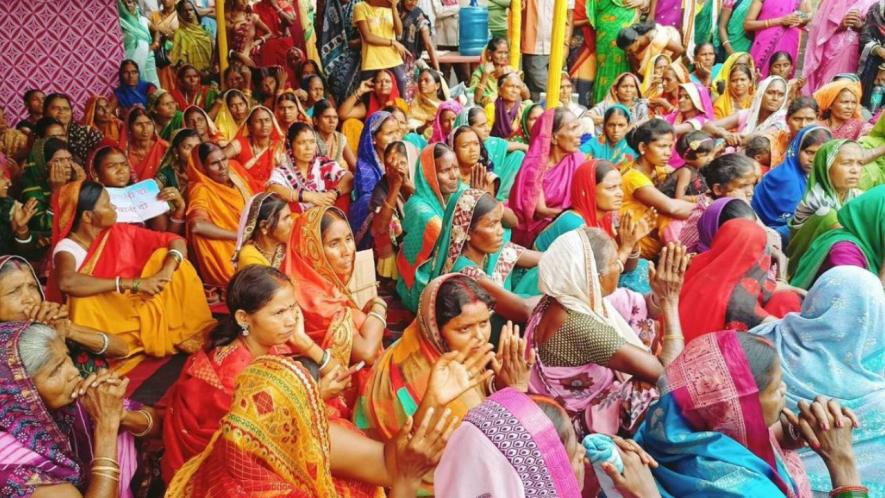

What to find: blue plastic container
left=459, top=0, right=489, bottom=56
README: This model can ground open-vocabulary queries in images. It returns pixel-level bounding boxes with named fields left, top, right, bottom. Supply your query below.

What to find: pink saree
left=507, top=109, right=585, bottom=247
left=750, top=0, right=802, bottom=77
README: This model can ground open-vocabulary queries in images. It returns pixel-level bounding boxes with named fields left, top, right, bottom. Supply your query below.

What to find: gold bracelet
left=367, top=311, right=387, bottom=327
left=662, top=335, right=685, bottom=341
left=131, top=409, right=154, bottom=438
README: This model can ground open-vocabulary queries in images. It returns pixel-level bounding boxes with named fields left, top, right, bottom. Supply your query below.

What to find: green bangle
left=131, top=278, right=142, bottom=293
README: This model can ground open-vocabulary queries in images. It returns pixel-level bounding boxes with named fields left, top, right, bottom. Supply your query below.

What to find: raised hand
left=426, top=343, right=494, bottom=407
left=491, top=321, right=535, bottom=392
left=649, top=242, right=690, bottom=307
left=11, top=198, right=38, bottom=235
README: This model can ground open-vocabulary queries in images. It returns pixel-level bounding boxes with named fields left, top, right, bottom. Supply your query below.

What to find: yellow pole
left=509, top=0, right=522, bottom=70
left=545, top=0, right=568, bottom=108
left=216, top=0, right=229, bottom=88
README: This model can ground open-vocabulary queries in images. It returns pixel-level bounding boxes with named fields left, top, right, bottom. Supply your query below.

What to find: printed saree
left=355, top=273, right=485, bottom=442
left=166, top=356, right=380, bottom=498
left=230, top=106, right=287, bottom=191
left=0, top=321, right=139, bottom=498
left=160, top=339, right=292, bottom=483
left=431, top=189, right=538, bottom=299
left=590, top=0, right=641, bottom=103
left=281, top=206, right=366, bottom=371
left=435, top=388, right=583, bottom=498
left=634, top=330, right=809, bottom=497
left=19, top=138, right=62, bottom=242
left=787, top=140, right=863, bottom=274
left=752, top=266, right=885, bottom=496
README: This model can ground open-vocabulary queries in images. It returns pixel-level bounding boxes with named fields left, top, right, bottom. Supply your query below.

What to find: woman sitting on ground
left=147, top=89, right=183, bottom=141
left=156, top=129, right=202, bottom=195
left=232, top=193, right=294, bottom=269
left=0, top=321, right=161, bottom=498
left=223, top=106, right=286, bottom=191
left=313, top=99, right=357, bottom=171
left=182, top=106, right=223, bottom=145
left=267, top=122, right=353, bottom=212
left=89, top=144, right=186, bottom=235
left=49, top=180, right=214, bottom=374
left=187, top=142, right=255, bottom=298
left=119, top=107, right=169, bottom=182
left=527, top=229, right=689, bottom=438
left=636, top=329, right=868, bottom=497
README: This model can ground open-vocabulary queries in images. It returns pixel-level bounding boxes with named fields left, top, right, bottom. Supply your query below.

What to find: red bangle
left=829, top=486, right=869, bottom=498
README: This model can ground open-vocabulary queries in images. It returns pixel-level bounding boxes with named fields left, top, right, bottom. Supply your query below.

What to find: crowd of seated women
left=2, top=0, right=885, bottom=495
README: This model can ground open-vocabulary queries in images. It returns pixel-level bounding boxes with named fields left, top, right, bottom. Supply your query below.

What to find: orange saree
left=186, top=148, right=255, bottom=290
left=230, top=106, right=286, bottom=189
left=50, top=181, right=215, bottom=374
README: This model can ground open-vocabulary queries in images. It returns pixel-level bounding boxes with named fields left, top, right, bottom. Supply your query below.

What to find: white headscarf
left=740, top=76, right=789, bottom=135
left=538, top=229, right=646, bottom=349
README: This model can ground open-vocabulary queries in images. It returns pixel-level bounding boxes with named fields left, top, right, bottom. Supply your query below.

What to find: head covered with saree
left=696, top=197, right=749, bottom=252
left=396, top=144, right=465, bottom=303
left=113, top=58, right=153, bottom=110
left=355, top=273, right=487, bottom=440
left=678, top=218, right=776, bottom=341
left=434, top=388, right=583, bottom=498
left=751, top=266, right=885, bottom=494
left=232, top=192, right=285, bottom=267
left=538, top=227, right=644, bottom=347
left=712, top=52, right=756, bottom=98
left=507, top=108, right=586, bottom=246
left=635, top=330, right=807, bottom=497
left=82, top=95, right=122, bottom=143
left=165, top=355, right=337, bottom=498
left=281, top=206, right=364, bottom=355
left=214, top=89, right=250, bottom=142
left=0, top=321, right=138, bottom=498
left=813, top=80, right=863, bottom=120
left=670, top=82, right=714, bottom=124
left=752, top=125, right=831, bottom=229
left=791, top=139, right=863, bottom=229
left=430, top=100, right=463, bottom=144
left=182, top=105, right=222, bottom=143
left=740, top=76, right=789, bottom=135
left=791, top=185, right=885, bottom=289
left=569, top=160, right=617, bottom=237
left=231, top=105, right=286, bottom=188
left=350, top=111, right=394, bottom=237
left=603, top=72, right=644, bottom=106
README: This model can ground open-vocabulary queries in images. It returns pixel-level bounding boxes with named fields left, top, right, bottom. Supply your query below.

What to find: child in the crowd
left=659, top=130, right=716, bottom=202
left=744, top=134, right=772, bottom=173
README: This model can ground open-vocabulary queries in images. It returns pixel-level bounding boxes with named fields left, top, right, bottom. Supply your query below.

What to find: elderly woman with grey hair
left=0, top=322, right=158, bottom=498
left=522, top=227, right=691, bottom=438
left=0, top=255, right=128, bottom=375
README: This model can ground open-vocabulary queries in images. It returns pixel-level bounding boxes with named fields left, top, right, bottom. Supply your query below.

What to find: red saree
left=118, top=117, right=170, bottom=181
left=231, top=106, right=286, bottom=189
left=570, top=159, right=617, bottom=238
left=678, top=219, right=801, bottom=342
left=161, top=340, right=291, bottom=483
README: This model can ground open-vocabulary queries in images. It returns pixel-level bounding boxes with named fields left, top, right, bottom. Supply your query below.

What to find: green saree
left=19, top=139, right=58, bottom=241
left=791, top=185, right=885, bottom=289
left=590, top=0, right=640, bottom=103
left=859, top=113, right=885, bottom=190
left=713, top=0, right=754, bottom=56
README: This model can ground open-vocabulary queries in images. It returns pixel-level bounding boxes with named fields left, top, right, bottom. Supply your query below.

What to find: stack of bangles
left=628, top=248, right=640, bottom=260
left=167, top=249, right=184, bottom=268
left=131, top=409, right=154, bottom=437
left=91, top=456, right=120, bottom=483
left=830, top=486, right=869, bottom=498
left=114, top=276, right=141, bottom=294
left=367, top=299, right=387, bottom=327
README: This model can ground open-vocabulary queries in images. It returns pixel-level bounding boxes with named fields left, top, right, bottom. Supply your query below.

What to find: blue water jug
left=459, top=0, right=489, bottom=56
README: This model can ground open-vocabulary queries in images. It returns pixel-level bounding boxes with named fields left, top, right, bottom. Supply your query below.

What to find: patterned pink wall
left=0, top=0, right=124, bottom=123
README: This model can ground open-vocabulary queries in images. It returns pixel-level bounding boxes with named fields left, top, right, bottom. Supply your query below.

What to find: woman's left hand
left=649, top=242, right=690, bottom=307
left=492, top=321, right=535, bottom=392
left=426, top=343, right=494, bottom=407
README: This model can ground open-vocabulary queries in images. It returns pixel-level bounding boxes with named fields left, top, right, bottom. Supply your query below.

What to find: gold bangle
left=131, top=409, right=154, bottom=438
left=662, top=335, right=685, bottom=341
left=91, top=457, right=119, bottom=466
left=91, top=471, right=120, bottom=482
left=91, top=466, right=121, bottom=474
left=367, top=311, right=386, bottom=327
